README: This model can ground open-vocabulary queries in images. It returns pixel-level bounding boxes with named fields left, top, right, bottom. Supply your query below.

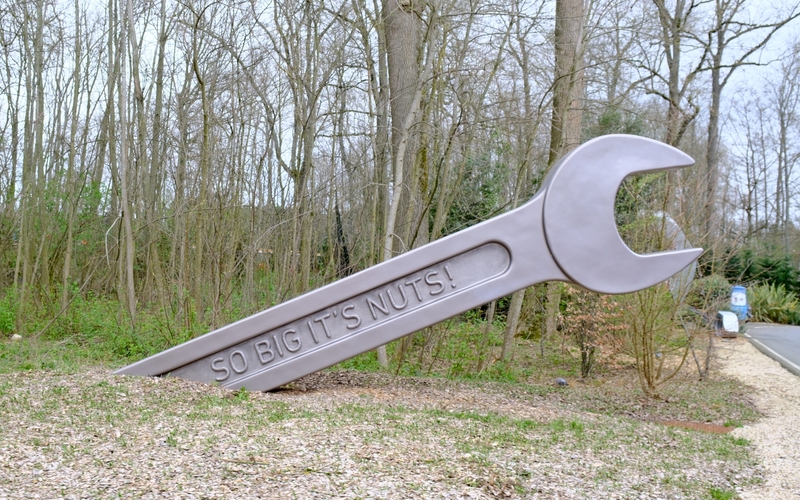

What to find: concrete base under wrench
left=115, top=135, right=702, bottom=391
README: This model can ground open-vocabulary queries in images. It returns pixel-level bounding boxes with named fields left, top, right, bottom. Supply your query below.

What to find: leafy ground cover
left=0, top=334, right=762, bottom=499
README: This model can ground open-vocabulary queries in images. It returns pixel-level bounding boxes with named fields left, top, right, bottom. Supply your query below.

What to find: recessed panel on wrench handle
left=173, top=243, right=512, bottom=389
left=115, top=135, right=703, bottom=391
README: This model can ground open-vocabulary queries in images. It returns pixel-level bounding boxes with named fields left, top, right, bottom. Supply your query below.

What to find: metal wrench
left=115, top=135, right=702, bottom=391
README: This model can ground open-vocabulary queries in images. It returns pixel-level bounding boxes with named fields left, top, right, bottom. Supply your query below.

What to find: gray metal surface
left=542, top=135, right=700, bottom=293
left=115, top=134, right=703, bottom=391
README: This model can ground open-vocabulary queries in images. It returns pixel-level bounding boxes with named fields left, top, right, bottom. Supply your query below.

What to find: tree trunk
left=192, top=8, right=211, bottom=325
left=118, top=0, right=137, bottom=326
left=61, top=0, right=82, bottom=310
left=547, top=0, right=586, bottom=167
left=544, top=0, right=586, bottom=344
left=379, top=0, right=424, bottom=367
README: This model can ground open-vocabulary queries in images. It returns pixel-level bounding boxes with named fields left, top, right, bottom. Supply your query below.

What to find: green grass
left=708, top=487, right=737, bottom=500
left=0, top=290, right=768, bottom=498
left=0, top=292, right=207, bottom=373
left=1, top=323, right=762, bottom=430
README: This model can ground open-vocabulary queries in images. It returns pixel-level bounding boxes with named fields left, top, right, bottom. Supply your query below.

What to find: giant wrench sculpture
left=116, top=135, right=702, bottom=391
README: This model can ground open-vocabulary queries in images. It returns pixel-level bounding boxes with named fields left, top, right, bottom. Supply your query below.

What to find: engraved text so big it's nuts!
left=169, top=243, right=510, bottom=387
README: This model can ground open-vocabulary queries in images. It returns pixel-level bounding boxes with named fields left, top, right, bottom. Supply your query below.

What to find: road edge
left=743, top=327, right=800, bottom=378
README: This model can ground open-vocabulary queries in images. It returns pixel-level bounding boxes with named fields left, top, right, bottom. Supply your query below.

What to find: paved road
left=745, top=323, right=800, bottom=377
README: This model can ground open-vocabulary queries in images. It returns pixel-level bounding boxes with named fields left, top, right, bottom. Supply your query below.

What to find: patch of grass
left=165, top=430, right=179, bottom=447
left=514, top=418, right=540, bottom=431
left=263, top=401, right=306, bottom=422
left=549, top=418, right=567, bottom=432
left=235, top=387, right=249, bottom=402
left=0, top=290, right=212, bottom=375
left=529, top=363, right=761, bottom=428
left=333, top=350, right=383, bottom=372
left=708, top=487, right=737, bottom=500
left=435, top=409, right=504, bottom=424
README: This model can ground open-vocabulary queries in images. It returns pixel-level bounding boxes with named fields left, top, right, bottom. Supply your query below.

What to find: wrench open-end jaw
left=116, top=135, right=702, bottom=391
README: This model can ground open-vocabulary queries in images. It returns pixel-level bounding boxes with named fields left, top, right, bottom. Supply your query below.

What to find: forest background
left=2, top=0, right=800, bottom=386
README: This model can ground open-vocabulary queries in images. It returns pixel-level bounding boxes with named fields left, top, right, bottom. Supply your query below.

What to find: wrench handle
left=116, top=195, right=566, bottom=391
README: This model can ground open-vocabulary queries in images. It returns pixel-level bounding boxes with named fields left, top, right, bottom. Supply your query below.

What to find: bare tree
left=700, top=0, right=800, bottom=239
left=378, top=0, right=435, bottom=366
left=543, top=0, right=587, bottom=346
left=501, top=0, right=551, bottom=361
left=645, top=0, right=709, bottom=147
left=118, top=0, right=137, bottom=325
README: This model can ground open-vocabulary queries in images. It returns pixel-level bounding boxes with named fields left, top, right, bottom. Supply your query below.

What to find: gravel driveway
left=720, top=337, right=800, bottom=499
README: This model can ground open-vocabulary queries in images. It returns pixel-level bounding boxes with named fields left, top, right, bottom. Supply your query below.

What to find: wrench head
left=542, top=135, right=703, bottom=294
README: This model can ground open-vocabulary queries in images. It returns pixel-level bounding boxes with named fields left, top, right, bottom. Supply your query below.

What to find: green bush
left=0, top=289, right=17, bottom=336
left=0, top=285, right=209, bottom=372
left=723, top=248, right=800, bottom=293
left=561, top=285, right=626, bottom=378
left=748, top=283, right=800, bottom=325
left=685, top=274, right=731, bottom=311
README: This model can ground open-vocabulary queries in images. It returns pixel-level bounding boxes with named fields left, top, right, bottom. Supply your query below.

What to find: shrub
left=723, top=247, right=800, bottom=294
left=561, top=285, right=626, bottom=378
left=0, top=289, right=17, bottom=336
left=748, top=283, right=800, bottom=325
left=620, top=283, right=688, bottom=398
left=685, top=274, right=731, bottom=311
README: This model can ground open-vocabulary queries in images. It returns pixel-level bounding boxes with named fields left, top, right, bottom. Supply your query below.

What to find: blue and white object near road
left=730, top=285, right=749, bottom=321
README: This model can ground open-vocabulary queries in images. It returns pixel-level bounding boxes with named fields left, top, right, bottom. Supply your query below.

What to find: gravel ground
left=718, top=337, right=800, bottom=499
left=0, top=337, right=793, bottom=499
